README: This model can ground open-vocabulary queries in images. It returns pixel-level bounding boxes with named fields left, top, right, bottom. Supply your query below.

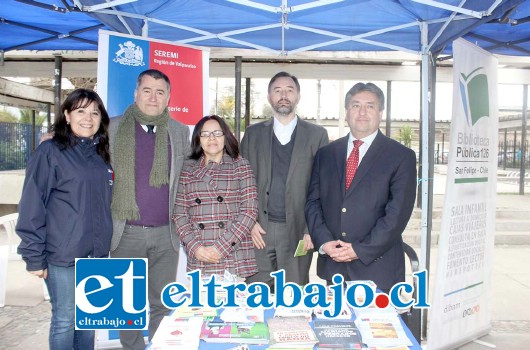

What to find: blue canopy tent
left=1, top=0, right=529, bottom=343
left=1, top=0, right=529, bottom=55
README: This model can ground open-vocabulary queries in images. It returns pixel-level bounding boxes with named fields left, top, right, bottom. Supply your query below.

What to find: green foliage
left=216, top=95, right=236, bottom=119
left=18, top=109, right=47, bottom=125
left=0, top=108, right=47, bottom=125
left=210, top=81, right=261, bottom=121
left=223, top=117, right=246, bottom=132
left=398, top=126, right=413, bottom=148
left=0, top=110, right=18, bottom=123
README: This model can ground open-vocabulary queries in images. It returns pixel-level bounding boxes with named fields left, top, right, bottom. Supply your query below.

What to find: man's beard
left=273, top=103, right=294, bottom=116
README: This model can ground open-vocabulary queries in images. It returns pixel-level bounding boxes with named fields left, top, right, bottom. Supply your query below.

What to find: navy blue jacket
left=305, top=131, right=417, bottom=290
left=16, top=137, right=113, bottom=270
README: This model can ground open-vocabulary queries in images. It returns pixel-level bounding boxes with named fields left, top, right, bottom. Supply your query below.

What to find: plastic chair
left=401, top=242, right=421, bottom=343
left=0, top=213, right=21, bottom=261
left=0, top=213, right=49, bottom=306
left=0, top=213, right=20, bottom=307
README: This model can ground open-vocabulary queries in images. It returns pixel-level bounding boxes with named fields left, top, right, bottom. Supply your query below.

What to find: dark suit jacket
left=241, top=117, right=328, bottom=284
left=305, top=130, right=417, bottom=290
left=241, top=117, right=329, bottom=248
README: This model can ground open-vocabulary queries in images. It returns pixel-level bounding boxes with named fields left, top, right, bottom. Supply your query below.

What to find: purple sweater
left=127, top=122, right=171, bottom=227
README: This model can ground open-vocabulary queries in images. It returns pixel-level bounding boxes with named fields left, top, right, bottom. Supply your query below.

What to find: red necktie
left=345, top=139, right=363, bottom=190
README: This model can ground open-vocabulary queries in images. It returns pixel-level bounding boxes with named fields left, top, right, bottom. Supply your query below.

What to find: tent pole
left=31, top=109, right=36, bottom=152
left=424, top=52, right=437, bottom=341
left=245, top=77, right=251, bottom=130
left=419, top=22, right=435, bottom=341
left=386, top=81, right=392, bottom=137
left=317, top=79, right=322, bottom=124
left=142, top=20, right=148, bottom=37
left=235, top=56, right=242, bottom=141
left=519, top=84, right=527, bottom=194
left=53, top=54, right=62, bottom=123
left=46, top=103, right=51, bottom=132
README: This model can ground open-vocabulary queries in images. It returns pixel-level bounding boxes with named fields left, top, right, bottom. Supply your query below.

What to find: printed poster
left=427, top=38, right=498, bottom=349
left=95, top=30, right=208, bottom=348
left=97, top=30, right=209, bottom=124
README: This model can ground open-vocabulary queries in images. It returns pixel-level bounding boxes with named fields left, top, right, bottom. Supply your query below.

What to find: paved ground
left=0, top=301, right=50, bottom=350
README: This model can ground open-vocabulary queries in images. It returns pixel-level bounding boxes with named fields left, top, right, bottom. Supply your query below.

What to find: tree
left=398, top=125, right=413, bottom=148
left=217, top=95, right=236, bottom=119
left=261, top=103, right=273, bottom=117
left=223, top=116, right=246, bottom=132
left=0, top=109, right=18, bottom=123
left=210, top=80, right=262, bottom=121
left=18, top=109, right=47, bottom=125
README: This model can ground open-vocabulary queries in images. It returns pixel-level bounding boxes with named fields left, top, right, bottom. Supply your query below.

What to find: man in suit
left=241, top=71, right=329, bottom=288
left=109, top=69, right=190, bottom=349
left=305, top=82, right=417, bottom=292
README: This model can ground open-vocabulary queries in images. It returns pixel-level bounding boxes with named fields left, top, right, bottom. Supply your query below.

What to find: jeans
left=46, top=263, right=94, bottom=350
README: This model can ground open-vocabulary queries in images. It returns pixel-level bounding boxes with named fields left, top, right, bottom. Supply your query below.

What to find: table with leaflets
left=147, top=273, right=422, bottom=350
left=151, top=306, right=422, bottom=350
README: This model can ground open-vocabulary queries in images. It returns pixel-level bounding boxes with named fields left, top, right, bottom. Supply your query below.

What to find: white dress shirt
left=346, top=129, right=378, bottom=164
left=273, top=116, right=298, bottom=145
left=141, top=124, right=157, bottom=133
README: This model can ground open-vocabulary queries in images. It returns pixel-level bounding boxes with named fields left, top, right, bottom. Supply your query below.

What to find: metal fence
left=498, top=139, right=530, bottom=169
left=1, top=121, right=528, bottom=172
left=0, top=122, right=48, bottom=171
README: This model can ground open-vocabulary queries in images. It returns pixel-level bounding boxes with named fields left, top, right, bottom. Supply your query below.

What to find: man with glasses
left=241, top=71, right=329, bottom=289
left=109, top=69, right=190, bottom=349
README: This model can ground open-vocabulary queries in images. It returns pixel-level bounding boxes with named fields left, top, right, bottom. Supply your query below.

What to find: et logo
left=75, top=258, right=148, bottom=330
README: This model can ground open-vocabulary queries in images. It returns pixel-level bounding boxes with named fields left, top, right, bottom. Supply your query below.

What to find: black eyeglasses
left=200, top=130, right=224, bottom=138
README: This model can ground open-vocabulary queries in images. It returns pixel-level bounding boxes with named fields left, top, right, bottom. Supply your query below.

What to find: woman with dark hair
left=16, top=88, right=113, bottom=350
left=173, top=115, right=258, bottom=279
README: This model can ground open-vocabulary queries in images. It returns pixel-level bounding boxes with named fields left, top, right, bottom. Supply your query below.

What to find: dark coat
left=305, top=130, right=417, bottom=290
left=240, top=117, right=329, bottom=284
left=16, top=137, right=113, bottom=270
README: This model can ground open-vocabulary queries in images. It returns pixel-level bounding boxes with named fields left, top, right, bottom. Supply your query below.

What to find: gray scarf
left=111, top=103, right=169, bottom=221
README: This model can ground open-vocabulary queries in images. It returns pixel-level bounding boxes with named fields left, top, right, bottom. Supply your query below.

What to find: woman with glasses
left=173, top=115, right=258, bottom=279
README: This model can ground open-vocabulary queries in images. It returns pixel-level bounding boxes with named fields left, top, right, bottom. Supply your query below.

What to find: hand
left=302, top=233, right=314, bottom=251
left=194, top=246, right=221, bottom=263
left=29, top=269, right=47, bottom=279
left=203, top=246, right=222, bottom=261
left=332, top=240, right=358, bottom=262
left=250, top=223, right=266, bottom=249
left=322, top=240, right=358, bottom=262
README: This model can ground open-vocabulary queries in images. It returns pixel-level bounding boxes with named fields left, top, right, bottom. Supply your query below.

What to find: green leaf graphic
left=459, top=67, right=489, bottom=126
